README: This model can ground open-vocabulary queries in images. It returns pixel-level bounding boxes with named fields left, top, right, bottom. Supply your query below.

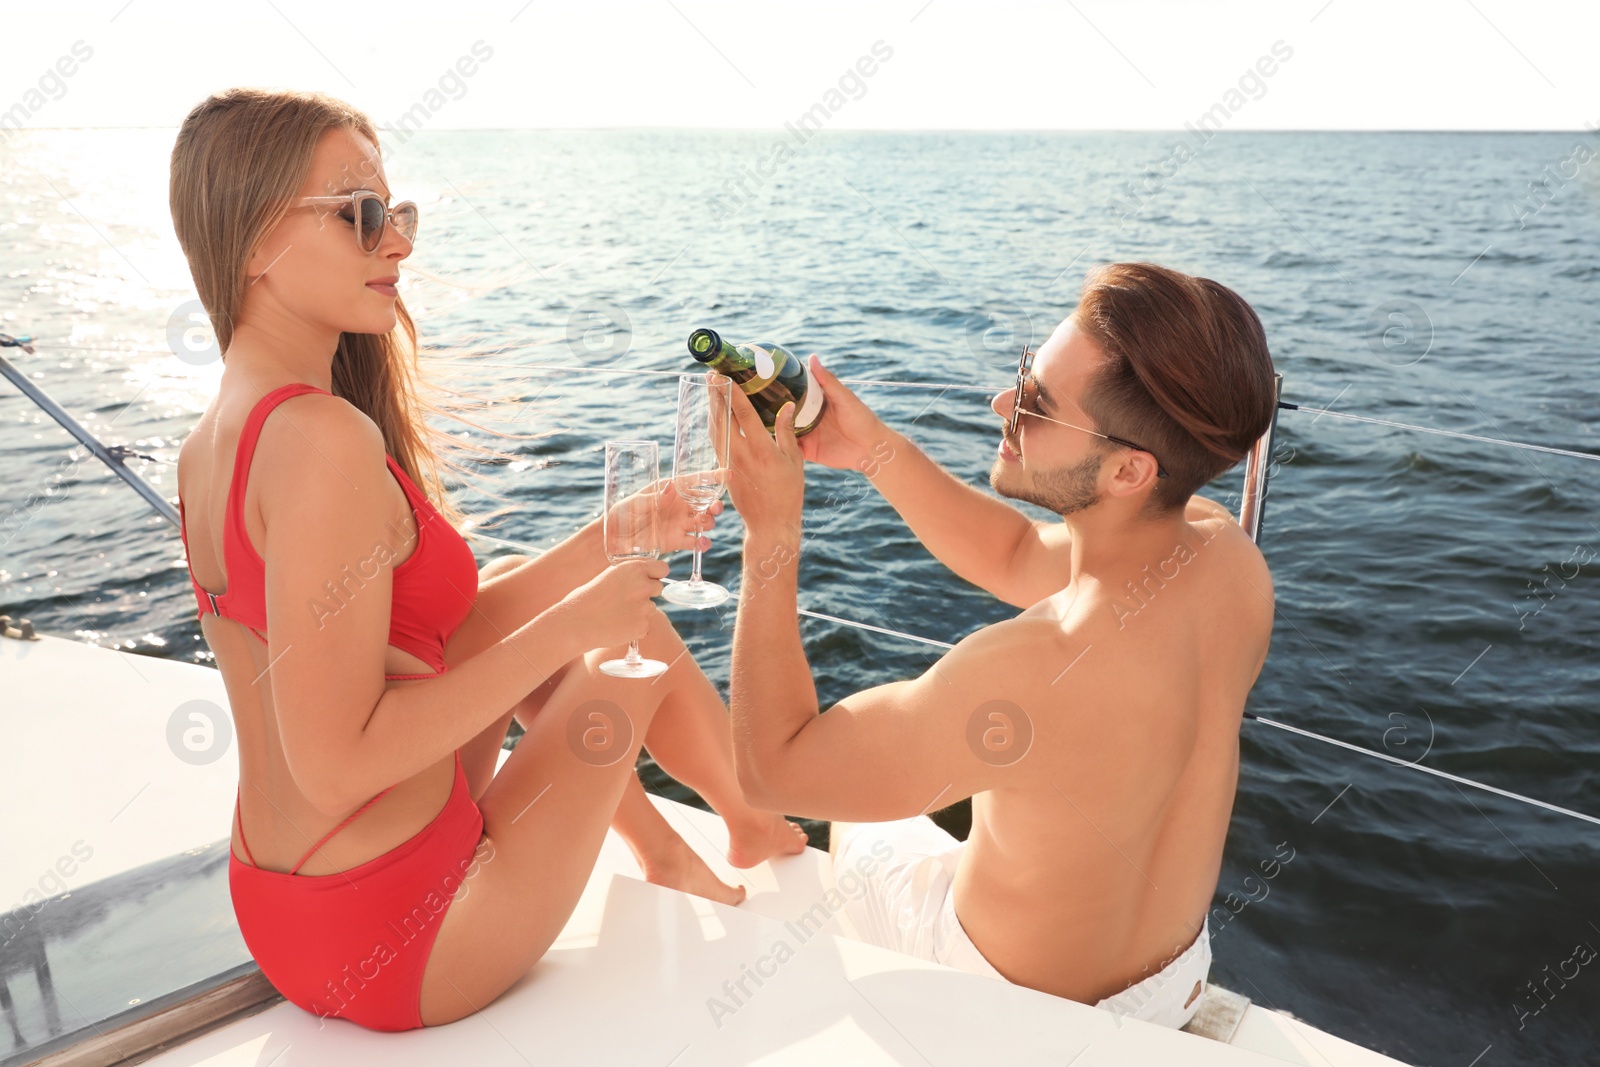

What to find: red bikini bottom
left=228, top=748, right=487, bottom=1031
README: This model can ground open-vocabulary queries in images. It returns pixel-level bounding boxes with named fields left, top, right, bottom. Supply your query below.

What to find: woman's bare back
left=179, top=380, right=459, bottom=877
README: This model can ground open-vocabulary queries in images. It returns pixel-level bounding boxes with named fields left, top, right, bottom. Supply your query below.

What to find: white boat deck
left=0, top=633, right=1413, bottom=1066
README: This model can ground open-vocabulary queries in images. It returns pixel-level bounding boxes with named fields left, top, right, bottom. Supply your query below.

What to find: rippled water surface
left=2, top=130, right=1597, bottom=1062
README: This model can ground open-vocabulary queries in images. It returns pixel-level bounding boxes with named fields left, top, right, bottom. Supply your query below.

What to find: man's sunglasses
left=295, top=190, right=418, bottom=253
left=1009, top=347, right=1168, bottom=478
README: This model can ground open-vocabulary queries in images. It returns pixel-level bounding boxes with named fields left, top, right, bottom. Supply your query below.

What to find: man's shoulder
left=1195, top=519, right=1275, bottom=617
left=944, top=611, right=1106, bottom=697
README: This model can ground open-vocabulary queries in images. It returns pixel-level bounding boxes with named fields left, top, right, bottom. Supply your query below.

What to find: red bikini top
left=177, top=383, right=479, bottom=675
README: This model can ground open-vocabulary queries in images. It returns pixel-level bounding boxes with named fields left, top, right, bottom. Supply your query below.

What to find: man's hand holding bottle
left=796, top=355, right=897, bottom=479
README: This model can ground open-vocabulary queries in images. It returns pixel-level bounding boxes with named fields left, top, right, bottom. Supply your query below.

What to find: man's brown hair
left=1074, top=262, right=1278, bottom=514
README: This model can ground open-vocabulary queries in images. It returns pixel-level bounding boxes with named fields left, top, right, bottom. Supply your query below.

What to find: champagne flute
left=599, top=440, right=669, bottom=679
left=662, top=373, right=733, bottom=609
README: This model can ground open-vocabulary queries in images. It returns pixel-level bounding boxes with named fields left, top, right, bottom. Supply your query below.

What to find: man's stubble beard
left=990, top=445, right=1106, bottom=517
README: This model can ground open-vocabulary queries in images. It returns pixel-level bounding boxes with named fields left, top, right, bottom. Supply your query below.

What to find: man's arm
left=799, top=356, right=1066, bottom=608
left=864, top=428, right=1074, bottom=609
left=801, top=357, right=1236, bottom=608
left=725, top=390, right=1041, bottom=820
left=733, top=517, right=1031, bottom=820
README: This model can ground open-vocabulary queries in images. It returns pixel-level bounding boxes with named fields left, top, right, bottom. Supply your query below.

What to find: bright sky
left=2, top=0, right=1596, bottom=131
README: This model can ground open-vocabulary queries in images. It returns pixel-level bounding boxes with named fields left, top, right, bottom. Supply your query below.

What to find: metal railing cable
left=7, top=340, right=1590, bottom=462
left=477, top=358, right=1598, bottom=461
left=463, top=358, right=1600, bottom=827
left=4, top=334, right=1594, bottom=825
left=1277, top=401, right=1600, bottom=463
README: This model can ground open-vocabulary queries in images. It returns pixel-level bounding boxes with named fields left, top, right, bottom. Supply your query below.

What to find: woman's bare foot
left=636, top=837, right=748, bottom=906
left=725, top=810, right=811, bottom=870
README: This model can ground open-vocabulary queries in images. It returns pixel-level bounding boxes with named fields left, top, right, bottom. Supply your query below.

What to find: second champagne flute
left=662, top=373, right=733, bottom=609
left=599, top=439, right=669, bottom=679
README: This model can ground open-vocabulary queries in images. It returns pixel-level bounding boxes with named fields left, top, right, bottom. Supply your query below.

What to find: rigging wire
left=477, top=358, right=1598, bottom=462
left=6, top=333, right=1596, bottom=826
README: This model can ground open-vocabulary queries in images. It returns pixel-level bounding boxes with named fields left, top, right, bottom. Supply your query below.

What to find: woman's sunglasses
left=1009, top=347, right=1168, bottom=478
left=294, top=190, right=418, bottom=253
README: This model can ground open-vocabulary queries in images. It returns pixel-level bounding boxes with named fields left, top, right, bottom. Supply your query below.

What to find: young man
left=723, top=262, right=1279, bottom=1029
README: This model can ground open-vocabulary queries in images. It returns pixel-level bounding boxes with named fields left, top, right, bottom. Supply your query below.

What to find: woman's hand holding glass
left=598, top=440, right=671, bottom=678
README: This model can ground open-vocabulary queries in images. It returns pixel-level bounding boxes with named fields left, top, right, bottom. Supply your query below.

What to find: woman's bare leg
left=420, top=609, right=794, bottom=1017
left=419, top=560, right=806, bottom=1023
left=500, top=669, right=751, bottom=905
left=611, top=773, right=746, bottom=905
left=418, top=618, right=689, bottom=1026
left=454, top=552, right=805, bottom=867
left=635, top=655, right=810, bottom=868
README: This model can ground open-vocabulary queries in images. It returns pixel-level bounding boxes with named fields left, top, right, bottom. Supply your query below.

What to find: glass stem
left=688, top=507, right=707, bottom=585
left=624, top=639, right=643, bottom=666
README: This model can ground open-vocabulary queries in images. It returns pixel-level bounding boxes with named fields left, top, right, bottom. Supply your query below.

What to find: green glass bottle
left=686, top=328, right=827, bottom=436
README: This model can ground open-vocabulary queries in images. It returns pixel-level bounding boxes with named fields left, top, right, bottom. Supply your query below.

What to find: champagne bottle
left=686, top=328, right=827, bottom=436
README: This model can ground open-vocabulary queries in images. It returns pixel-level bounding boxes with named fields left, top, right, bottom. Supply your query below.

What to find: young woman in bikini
left=170, top=87, right=806, bottom=1032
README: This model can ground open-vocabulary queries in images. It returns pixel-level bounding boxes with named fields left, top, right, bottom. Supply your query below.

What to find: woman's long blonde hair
left=169, top=86, right=530, bottom=531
